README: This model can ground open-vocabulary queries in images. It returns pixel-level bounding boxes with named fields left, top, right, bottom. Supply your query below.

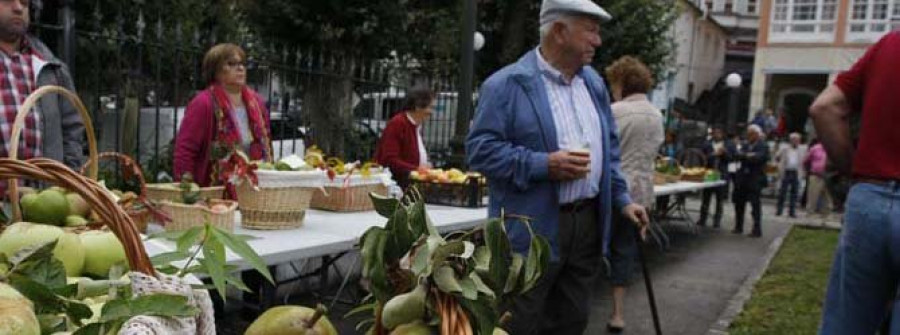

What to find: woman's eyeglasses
left=225, top=60, right=247, bottom=69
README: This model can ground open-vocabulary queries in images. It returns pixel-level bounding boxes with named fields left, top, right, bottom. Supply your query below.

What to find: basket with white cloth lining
left=310, top=170, right=393, bottom=212
left=236, top=169, right=327, bottom=230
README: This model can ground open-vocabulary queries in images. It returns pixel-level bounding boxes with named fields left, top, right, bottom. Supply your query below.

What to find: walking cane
left=635, top=224, right=663, bottom=335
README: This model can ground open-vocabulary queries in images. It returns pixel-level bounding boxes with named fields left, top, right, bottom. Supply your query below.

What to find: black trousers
left=700, top=180, right=729, bottom=226
left=733, top=187, right=762, bottom=234
left=505, top=201, right=601, bottom=335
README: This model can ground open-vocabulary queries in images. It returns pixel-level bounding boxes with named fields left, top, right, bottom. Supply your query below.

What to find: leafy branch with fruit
left=348, top=190, right=550, bottom=335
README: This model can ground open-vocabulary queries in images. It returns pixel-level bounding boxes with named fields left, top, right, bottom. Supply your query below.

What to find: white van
left=354, top=89, right=461, bottom=148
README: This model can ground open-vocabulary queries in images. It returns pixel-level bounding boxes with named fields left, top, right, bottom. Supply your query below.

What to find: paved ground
left=583, top=196, right=840, bottom=335
left=217, top=196, right=842, bottom=335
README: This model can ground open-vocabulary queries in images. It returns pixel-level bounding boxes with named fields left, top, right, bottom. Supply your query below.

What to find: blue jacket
left=466, top=50, right=633, bottom=259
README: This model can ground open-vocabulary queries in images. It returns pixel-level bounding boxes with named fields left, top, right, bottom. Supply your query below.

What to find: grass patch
left=730, top=227, right=840, bottom=335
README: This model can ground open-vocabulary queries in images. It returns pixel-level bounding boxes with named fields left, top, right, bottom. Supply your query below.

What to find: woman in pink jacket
left=174, top=43, right=272, bottom=189
left=804, top=139, right=831, bottom=219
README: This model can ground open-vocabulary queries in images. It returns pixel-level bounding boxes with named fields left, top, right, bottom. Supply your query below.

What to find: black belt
left=560, top=197, right=597, bottom=213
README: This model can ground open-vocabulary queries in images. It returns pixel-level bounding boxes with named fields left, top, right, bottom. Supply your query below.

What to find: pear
left=381, top=283, right=427, bottom=329
left=390, top=321, right=434, bottom=335
left=244, top=304, right=337, bottom=335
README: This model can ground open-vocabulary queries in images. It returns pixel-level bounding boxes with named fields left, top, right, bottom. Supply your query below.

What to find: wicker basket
left=236, top=169, right=326, bottom=230
left=158, top=199, right=237, bottom=232
left=310, top=172, right=390, bottom=212
left=3, top=158, right=156, bottom=276
left=145, top=183, right=225, bottom=203
left=79, top=152, right=154, bottom=233
left=7, top=86, right=98, bottom=219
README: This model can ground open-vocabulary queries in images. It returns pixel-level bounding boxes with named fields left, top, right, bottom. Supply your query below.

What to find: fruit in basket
left=179, top=173, right=202, bottom=205
left=258, top=161, right=275, bottom=170
left=390, top=321, right=433, bottom=335
left=79, top=231, right=127, bottom=278
left=381, top=283, right=427, bottom=329
left=0, top=222, right=85, bottom=277
left=210, top=203, right=230, bottom=214
left=64, top=215, right=89, bottom=227
left=244, top=304, right=337, bottom=335
left=0, top=282, right=39, bottom=335
left=66, top=193, right=91, bottom=217
left=21, top=188, right=70, bottom=225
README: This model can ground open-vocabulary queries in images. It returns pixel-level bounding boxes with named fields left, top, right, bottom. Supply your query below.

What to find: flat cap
left=540, top=0, right=612, bottom=25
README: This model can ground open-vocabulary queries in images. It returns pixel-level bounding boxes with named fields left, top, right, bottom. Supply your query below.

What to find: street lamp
left=725, top=72, right=742, bottom=134
left=474, top=32, right=485, bottom=51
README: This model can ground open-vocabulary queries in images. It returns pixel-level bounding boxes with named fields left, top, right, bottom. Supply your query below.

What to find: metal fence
left=31, top=1, right=463, bottom=182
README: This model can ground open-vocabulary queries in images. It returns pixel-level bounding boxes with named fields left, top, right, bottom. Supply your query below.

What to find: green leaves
left=98, top=294, right=199, bottom=322
left=73, top=295, right=199, bottom=335
left=355, top=190, right=551, bottom=334
left=370, top=192, right=400, bottom=218
left=146, top=223, right=273, bottom=301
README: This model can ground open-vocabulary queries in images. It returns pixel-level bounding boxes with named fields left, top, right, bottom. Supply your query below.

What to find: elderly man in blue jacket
left=466, top=0, right=650, bottom=334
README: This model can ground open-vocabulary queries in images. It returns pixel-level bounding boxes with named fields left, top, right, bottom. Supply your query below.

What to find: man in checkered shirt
left=0, top=0, right=84, bottom=197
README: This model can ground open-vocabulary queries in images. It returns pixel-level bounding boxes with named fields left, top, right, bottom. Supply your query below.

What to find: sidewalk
left=584, top=197, right=832, bottom=335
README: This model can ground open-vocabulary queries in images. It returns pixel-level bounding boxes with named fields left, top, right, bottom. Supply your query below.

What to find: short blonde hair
left=202, top=43, right=246, bottom=85
left=605, top=56, right=655, bottom=97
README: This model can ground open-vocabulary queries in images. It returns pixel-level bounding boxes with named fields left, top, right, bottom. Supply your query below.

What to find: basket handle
left=8, top=86, right=98, bottom=221
left=0, top=158, right=154, bottom=276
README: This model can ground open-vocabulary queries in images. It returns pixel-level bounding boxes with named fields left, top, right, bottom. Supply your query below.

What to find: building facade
left=653, top=0, right=729, bottom=110
left=750, top=0, right=899, bottom=135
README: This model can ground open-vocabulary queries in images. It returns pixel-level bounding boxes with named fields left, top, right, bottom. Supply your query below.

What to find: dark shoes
left=607, top=323, right=624, bottom=333
left=750, top=231, right=762, bottom=238
left=731, top=229, right=743, bottom=234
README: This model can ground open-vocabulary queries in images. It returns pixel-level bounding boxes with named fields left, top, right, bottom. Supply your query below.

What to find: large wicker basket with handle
left=7, top=85, right=98, bottom=220
left=2, top=158, right=155, bottom=275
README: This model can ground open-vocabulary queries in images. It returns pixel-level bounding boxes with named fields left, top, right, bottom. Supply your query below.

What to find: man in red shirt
left=810, top=31, right=900, bottom=334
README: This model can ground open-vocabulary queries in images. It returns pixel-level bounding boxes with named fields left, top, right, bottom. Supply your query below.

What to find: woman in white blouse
left=604, top=56, right=665, bottom=333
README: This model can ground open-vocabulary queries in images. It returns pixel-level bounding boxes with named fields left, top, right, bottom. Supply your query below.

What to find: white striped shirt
left=536, top=49, right=604, bottom=204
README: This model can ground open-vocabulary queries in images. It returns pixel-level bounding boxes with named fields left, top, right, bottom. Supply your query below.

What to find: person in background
left=764, top=109, right=778, bottom=137
left=803, top=138, right=831, bottom=220
left=0, top=0, right=84, bottom=198
left=605, top=55, right=664, bottom=333
left=465, top=0, right=650, bottom=332
left=698, top=125, right=734, bottom=228
left=374, top=87, right=435, bottom=189
left=774, top=132, right=805, bottom=218
left=732, top=124, right=769, bottom=237
left=750, top=110, right=767, bottom=132
left=659, top=130, right=680, bottom=159
left=174, top=43, right=272, bottom=188
left=811, top=31, right=900, bottom=334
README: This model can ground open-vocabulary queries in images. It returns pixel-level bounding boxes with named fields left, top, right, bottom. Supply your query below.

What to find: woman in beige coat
left=604, top=56, right=665, bottom=333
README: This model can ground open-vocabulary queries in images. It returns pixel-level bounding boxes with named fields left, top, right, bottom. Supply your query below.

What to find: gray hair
left=539, top=13, right=576, bottom=41
left=789, top=132, right=801, bottom=140
left=747, top=124, right=763, bottom=136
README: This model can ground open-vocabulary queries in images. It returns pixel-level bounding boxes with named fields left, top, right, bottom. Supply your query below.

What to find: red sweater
left=835, top=31, right=900, bottom=180
left=375, top=113, right=421, bottom=187
left=173, top=89, right=269, bottom=187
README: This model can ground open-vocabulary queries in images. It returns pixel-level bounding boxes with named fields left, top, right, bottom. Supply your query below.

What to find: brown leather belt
left=852, top=177, right=900, bottom=187
left=560, top=197, right=597, bottom=213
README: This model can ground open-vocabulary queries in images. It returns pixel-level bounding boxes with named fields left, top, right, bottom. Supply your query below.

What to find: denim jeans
left=777, top=170, right=799, bottom=216
left=819, top=182, right=900, bottom=334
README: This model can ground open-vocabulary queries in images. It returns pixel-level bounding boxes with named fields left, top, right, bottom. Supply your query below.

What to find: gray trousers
left=506, top=201, right=602, bottom=335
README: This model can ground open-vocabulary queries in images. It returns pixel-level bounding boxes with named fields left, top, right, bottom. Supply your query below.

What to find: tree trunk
left=498, top=0, right=532, bottom=65
left=303, top=74, right=355, bottom=157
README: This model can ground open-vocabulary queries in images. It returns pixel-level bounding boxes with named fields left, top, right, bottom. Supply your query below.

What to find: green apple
left=0, top=222, right=84, bottom=277
left=79, top=231, right=127, bottom=278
